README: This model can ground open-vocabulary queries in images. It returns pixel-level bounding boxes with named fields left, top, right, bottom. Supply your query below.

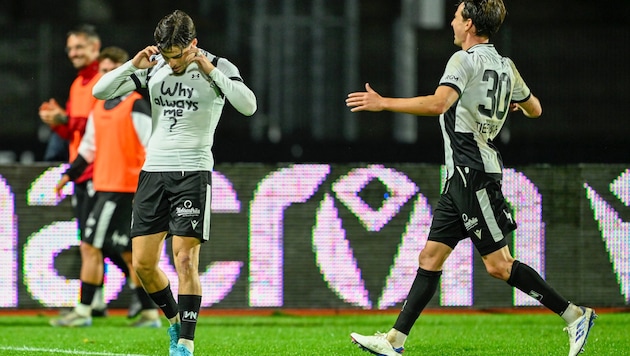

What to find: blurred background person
left=38, top=24, right=111, bottom=317
left=50, top=46, right=159, bottom=327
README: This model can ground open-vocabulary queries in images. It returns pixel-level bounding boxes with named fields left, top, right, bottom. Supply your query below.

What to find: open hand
left=346, top=83, right=384, bottom=112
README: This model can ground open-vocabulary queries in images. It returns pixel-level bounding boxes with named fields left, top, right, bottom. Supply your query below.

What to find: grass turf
left=0, top=311, right=627, bottom=355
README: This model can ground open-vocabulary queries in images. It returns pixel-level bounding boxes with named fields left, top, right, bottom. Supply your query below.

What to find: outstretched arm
left=346, top=83, right=459, bottom=116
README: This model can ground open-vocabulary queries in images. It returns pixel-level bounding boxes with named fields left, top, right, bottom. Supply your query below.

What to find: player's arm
left=55, top=115, right=96, bottom=196
left=209, top=61, right=257, bottom=117
left=346, top=83, right=459, bottom=116
left=93, top=60, right=143, bottom=100
left=507, top=57, right=542, bottom=118
left=510, top=94, right=542, bottom=118
left=93, top=46, right=159, bottom=100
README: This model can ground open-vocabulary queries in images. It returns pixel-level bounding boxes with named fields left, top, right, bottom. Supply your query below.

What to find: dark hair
left=458, top=0, right=506, bottom=39
left=154, top=10, right=197, bottom=51
left=99, top=46, right=129, bottom=64
left=66, top=24, right=100, bottom=43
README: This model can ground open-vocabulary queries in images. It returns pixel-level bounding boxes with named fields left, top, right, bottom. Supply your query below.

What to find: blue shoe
left=167, top=323, right=181, bottom=356
left=175, top=344, right=193, bottom=356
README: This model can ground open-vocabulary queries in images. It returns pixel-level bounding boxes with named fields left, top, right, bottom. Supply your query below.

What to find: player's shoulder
left=446, top=49, right=475, bottom=71
left=200, top=49, right=239, bottom=70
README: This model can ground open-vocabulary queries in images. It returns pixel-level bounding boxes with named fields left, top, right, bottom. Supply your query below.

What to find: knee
left=418, top=249, right=443, bottom=271
left=79, top=242, right=101, bottom=261
left=174, top=252, right=198, bottom=277
left=485, top=261, right=513, bottom=281
left=132, top=256, right=154, bottom=279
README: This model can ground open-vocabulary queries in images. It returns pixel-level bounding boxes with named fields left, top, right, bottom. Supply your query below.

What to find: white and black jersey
left=438, top=44, right=530, bottom=178
left=93, top=48, right=257, bottom=172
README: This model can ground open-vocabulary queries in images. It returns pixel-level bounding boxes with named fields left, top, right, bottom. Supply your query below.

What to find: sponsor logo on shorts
left=462, top=213, right=479, bottom=231
left=112, top=231, right=129, bottom=246
left=177, top=199, right=201, bottom=217
left=474, top=229, right=482, bottom=239
left=191, top=220, right=199, bottom=230
left=503, top=209, right=514, bottom=224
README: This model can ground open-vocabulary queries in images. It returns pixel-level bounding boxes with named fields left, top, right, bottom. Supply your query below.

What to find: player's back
left=439, top=44, right=524, bottom=176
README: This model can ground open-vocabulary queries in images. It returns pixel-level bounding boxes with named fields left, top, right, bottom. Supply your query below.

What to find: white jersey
left=93, top=48, right=257, bottom=172
left=438, top=44, right=530, bottom=178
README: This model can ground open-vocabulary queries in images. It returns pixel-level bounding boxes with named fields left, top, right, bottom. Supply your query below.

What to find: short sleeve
left=438, top=50, right=472, bottom=96
left=506, top=57, right=531, bottom=103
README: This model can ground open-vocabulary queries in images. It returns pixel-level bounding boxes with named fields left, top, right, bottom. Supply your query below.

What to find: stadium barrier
left=1, top=163, right=628, bottom=309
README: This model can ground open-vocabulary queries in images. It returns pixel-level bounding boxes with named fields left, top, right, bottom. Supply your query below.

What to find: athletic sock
left=561, top=303, right=584, bottom=324
left=507, top=260, right=570, bottom=315
left=75, top=303, right=91, bottom=317
left=179, top=339, right=194, bottom=353
left=179, top=294, right=202, bottom=341
left=80, top=281, right=99, bottom=307
left=136, top=286, right=159, bottom=310
left=393, top=268, right=442, bottom=335
left=149, top=284, right=179, bottom=320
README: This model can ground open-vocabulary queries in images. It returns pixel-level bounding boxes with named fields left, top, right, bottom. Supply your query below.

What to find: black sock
left=80, top=281, right=99, bottom=306
left=136, top=287, right=158, bottom=310
left=393, top=268, right=442, bottom=335
left=507, top=260, right=570, bottom=315
left=149, top=284, right=178, bottom=320
left=179, top=295, right=202, bottom=341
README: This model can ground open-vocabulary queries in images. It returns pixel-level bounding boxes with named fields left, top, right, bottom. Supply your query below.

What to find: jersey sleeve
left=208, top=57, right=257, bottom=116
left=93, top=61, right=148, bottom=100
left=438, top=50, right=472, bottom=97
left=506, top=58, right=531, bottom=103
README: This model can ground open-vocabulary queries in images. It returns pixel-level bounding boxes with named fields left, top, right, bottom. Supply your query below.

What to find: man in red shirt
left=51, top=46, right=159, bottom=328
left=39, top=25, right=127, bottom=318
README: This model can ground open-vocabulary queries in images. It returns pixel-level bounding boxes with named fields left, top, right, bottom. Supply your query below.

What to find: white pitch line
left=0, top=346, right=150, bottom=356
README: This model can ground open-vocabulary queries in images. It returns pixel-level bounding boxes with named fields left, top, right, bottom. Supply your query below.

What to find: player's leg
left=50, top=185, right=101, bottom=327
left=352, top=186, right=462, bottom=355
left=166, top=170, right=210, bottom=356
left=172, top=236, right=202, bottom=355
left=122, top=249, right=161, bottom=327
left=472, top=169, right=596, bottom=356
left=133, top=232, right=181, bottom=356
left=131, top=171, right=182, bottom=354
left=482, top=246, right=596, bottom=355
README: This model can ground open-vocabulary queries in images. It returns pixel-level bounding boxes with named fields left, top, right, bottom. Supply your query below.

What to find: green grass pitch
left=0, top=311, right=628, bottom=355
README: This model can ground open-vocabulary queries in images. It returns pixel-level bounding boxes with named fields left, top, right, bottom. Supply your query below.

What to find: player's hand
left=55, top=174, right=70, bottom=198
left=39, top=99, right=66, bottom=126
left=509, top=103, right=523, bottom=113
left=132, top=46, right=159, bottom=69
left=346, top=83, right=384, bottom=112
left=187, top=45, right=215, bottom=75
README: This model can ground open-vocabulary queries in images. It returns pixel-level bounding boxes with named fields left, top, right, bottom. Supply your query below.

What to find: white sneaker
left=131, top=315, right=162, bottom=328
left=564, top=307, right=597, bottom=356
left=351, top=332, right=404, bottom=356
left=49, top=310, right=92, bottom=327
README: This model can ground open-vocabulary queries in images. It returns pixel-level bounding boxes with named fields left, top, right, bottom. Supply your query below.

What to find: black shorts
left=84, top=191, right=134, bottom=252
left=73, top=180, right=98, bottom=241
left=131, top=170, right=211, bottom=242
left=428, top=166, right=516, bottom=256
